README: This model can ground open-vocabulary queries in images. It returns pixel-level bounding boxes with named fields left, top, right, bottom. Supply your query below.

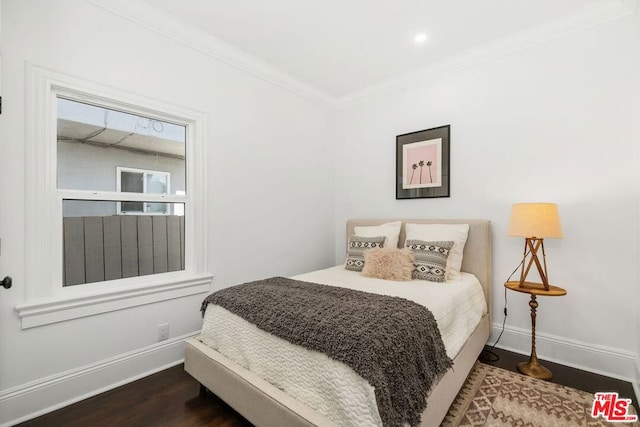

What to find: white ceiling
left=134, top=0, right=603, bottom=99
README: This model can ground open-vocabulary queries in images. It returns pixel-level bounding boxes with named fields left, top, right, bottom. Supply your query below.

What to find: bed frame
left=185, top=219, right=492, bottom=426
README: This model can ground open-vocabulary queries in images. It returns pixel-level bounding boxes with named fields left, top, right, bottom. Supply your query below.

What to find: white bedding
left=199, top=266, right=487, bottom=427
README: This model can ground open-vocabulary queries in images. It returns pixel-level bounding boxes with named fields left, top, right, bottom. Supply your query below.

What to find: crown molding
left=87, top=0, right=636, bottom=111
left=86, top=0, right=337, bottom=109
left=335, top=0, right=638, bottom=109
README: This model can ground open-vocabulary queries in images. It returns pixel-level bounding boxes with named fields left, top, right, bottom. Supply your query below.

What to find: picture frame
left=396, top=125, right=450, bottom=199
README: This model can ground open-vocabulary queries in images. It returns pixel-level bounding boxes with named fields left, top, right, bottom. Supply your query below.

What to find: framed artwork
left=396, top=125, right=450, bottom=199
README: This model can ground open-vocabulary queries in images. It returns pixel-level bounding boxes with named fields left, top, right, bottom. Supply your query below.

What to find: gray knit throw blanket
left=201, top=277, right=452, bottom=427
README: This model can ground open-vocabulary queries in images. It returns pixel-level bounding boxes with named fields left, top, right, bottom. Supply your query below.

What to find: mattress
left=199, top=266, right=487, bottom=427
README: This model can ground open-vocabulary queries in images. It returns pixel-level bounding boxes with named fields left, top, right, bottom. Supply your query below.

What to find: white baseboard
left=488, top=323, right=637, bottom=383
left=0, top=332, right=199, bottom=427
left=634, top=358, right=640, bottom=405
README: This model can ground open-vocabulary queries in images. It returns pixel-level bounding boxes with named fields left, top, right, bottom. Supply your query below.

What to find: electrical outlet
left=158, top=323, right=170, bottom=342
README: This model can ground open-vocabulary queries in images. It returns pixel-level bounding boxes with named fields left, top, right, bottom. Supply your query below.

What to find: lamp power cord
left=479, top=248, right=530, bottom=363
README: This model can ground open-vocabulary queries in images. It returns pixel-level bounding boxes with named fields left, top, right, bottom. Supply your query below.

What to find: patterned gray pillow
left=405, top=240, right=454, bottom=282
left=345, top=235, right=386, bottom=271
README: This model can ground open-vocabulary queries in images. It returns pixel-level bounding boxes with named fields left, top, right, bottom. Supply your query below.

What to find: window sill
left=15, top=274, right=213, bottom=329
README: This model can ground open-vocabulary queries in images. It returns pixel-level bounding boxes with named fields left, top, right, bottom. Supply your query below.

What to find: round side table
left=504, top=281, right=567, bottom=380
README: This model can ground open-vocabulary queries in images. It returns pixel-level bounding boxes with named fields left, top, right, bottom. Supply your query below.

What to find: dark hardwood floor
left=17, top=346, right=638, bottom=427
left=17, top=364, right=252, bottom=427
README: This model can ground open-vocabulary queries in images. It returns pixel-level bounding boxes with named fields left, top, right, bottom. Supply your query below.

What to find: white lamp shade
left=508, top=203, right=563, bottom=238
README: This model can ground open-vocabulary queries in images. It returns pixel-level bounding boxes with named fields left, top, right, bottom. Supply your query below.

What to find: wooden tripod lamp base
left=517, top=237, right=550, bottom=291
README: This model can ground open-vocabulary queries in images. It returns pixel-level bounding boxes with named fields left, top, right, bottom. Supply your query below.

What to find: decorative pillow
left=354, top=221, right=402, bottom=249
left=362, top=247, right=415, bottom=281
left=406, top=240, right=454, bottom=283
left=345, top=235, right=386, bottom=272
left=404, top=223, right=469, bottom=281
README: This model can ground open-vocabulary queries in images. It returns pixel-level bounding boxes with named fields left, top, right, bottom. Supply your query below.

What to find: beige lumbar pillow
left=362, top=247, right=415, bottom=281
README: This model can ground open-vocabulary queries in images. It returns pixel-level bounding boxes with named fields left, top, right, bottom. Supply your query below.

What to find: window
left=17, top=65, right=210, bottom=328
left=57, top=97, right=188, bottom=286
left=116, top=167, right=171, bottom=214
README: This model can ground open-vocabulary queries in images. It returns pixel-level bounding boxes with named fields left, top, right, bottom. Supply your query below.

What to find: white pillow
left=404, top=223, right=470, bottom=281
left=354, top=221, right=402, bottom=249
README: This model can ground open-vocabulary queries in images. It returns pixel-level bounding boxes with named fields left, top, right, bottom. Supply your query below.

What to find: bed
left=185, top=219, right=492, bottom=426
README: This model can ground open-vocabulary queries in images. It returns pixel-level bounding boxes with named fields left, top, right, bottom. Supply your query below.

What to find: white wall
left=334, top=15, right=639, bottom=381
left=0, top=0, right=334, bottom=423
left=635, top=5, right=640, bottom=407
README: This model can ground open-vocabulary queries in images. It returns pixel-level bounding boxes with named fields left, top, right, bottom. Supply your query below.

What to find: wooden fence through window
left=63, top=215, right=185, bottom=286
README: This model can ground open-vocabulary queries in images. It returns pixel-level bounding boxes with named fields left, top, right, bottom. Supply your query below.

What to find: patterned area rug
left=442, top=362, right=639, bottom=426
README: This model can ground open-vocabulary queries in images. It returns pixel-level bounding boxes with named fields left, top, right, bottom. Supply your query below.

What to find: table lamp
left=507, top=203, right=562, bottom=291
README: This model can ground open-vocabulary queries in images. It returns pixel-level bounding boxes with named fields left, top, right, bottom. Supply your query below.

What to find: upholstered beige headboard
left=346, top=219, right=492, bottom=316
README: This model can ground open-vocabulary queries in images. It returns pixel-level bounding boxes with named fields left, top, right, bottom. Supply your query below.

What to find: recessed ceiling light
left=414, top=33, right=428, bottom=44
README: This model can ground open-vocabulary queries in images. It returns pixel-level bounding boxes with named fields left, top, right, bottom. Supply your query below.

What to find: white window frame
left=16, top=64, right=212, bottom=329
left=116, top=166, right=172, bottom=215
